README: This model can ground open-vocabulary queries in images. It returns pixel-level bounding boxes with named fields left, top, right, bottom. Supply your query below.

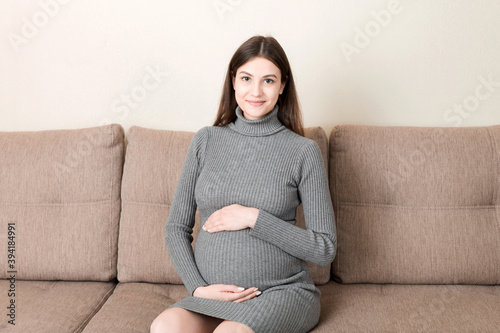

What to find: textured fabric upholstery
left=79, top=280, right=500, bottom=333
left=315, top=281, right=500, bottom=332
left=0, top=124, right=124, bottom=281
left=117, top=127, right=196, bottom=284
left=82, top=283, right=188, bottom=332
left=0, top=280, right=115, bottom=333
left=330, top=125, right=500, bottom=284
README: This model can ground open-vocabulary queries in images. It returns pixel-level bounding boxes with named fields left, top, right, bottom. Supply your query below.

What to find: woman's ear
left=280, top=76, right=288, bottom=95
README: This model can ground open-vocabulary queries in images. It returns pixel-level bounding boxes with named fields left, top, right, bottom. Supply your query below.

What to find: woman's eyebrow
left=238, top=71, right=278, bottom=79
left=238, top=71, right=253, bottom=76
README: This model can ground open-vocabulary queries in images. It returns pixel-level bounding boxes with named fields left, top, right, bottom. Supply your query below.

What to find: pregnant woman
left=150, top=35, right=336, bottom=333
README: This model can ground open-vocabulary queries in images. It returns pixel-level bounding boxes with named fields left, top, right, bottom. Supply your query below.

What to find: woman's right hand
left=193, top=284, right=261, bottom=303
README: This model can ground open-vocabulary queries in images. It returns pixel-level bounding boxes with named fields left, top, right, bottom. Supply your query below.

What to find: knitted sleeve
left=249, top=140, right=337, bottom=266
left=165, top=127, right=209, bottom=295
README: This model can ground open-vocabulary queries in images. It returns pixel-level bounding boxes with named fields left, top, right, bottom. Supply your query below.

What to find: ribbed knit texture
left=164, top=105, right=337, bottom=333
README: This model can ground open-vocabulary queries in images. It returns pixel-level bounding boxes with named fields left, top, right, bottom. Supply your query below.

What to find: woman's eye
left=242, top=76, right=250, bottom=82
left=265, top=79, right=274, bottom=84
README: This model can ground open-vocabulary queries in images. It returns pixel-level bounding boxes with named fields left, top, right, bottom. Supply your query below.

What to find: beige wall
left=1, top=0, right=499, bottom=135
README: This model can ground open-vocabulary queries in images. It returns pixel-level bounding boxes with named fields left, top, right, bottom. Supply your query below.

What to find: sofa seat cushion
left=82, top=282, right=188, bottom=333
left=314, top=281, right=500, bottom=332
left=80, top=281, right=500, bottom=333
left=0, top=124, right=124, bottom=281
left=117, top=126, right=332, bottom=285
left=330, top=125, right=500, bottom=284
left=0, top=280, right=115, bottom=333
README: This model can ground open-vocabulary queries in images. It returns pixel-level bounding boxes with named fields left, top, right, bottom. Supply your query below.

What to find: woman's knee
left=150, top=307, right=222, bottom=333
left=150, top=308, right=186, bottom=333
left=214, top=320, right=254, bottom=333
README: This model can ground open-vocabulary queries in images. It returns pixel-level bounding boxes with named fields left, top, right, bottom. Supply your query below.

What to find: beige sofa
left=1, top=123, right=499, bottom=332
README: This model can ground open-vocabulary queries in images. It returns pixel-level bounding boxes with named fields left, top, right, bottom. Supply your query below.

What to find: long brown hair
left=213, top=36, right=304, bottom=136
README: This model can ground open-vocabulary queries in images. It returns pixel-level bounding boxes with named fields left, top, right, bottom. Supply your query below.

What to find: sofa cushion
left=83, top=281, right=500, bottom=333
left=117, top=127, right=195, bottom=284
left=315, top=282, right=500, bottom=332
left=81, top=282, right=188, bottom=332
left=0, top=280, right=116, bottom=333
left=0, top=124, right=124, bottom=281
left=330, top=125, right=500, bottom=284
left=117, top=126, right=332, bottom=285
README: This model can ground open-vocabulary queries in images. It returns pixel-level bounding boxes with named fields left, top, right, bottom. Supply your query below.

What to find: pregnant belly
left=194, top=229, right=302, bottom=290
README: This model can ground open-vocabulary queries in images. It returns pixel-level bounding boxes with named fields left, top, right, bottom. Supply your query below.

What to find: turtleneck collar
left=229, top=105, right=285, bottom=137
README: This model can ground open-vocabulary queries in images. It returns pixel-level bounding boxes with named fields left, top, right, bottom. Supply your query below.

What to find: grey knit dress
left=165, top=105, right=337, bottom=333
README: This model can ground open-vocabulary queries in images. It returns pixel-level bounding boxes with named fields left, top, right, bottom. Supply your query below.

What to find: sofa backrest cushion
left=117, top=126, right=332, bottom=285
left=0, top=124, right=124, bottom=281
left=330, top=125, right=500, bottom=284
left=117, top=127, right=194, bottom=284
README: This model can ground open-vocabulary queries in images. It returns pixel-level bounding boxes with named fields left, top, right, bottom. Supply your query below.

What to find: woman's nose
left=251, top=82, right=262, bottom=96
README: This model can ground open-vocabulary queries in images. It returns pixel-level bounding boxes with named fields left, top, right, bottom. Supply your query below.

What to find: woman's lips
left=247, top=100, right=265, bottom=107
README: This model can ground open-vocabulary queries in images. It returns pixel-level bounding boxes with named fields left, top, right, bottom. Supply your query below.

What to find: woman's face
left=232, top=57, right=286, bottom=120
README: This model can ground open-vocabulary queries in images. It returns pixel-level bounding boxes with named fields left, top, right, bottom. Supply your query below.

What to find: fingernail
left=256, top=291, right=262, bottom=296
left=237, top=287, right=245, bottom=291
left=253, top=288, right=259, bottom=291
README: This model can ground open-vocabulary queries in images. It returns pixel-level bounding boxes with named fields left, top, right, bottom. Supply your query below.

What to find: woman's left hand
left=203, top=204, right=259, bottom=233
